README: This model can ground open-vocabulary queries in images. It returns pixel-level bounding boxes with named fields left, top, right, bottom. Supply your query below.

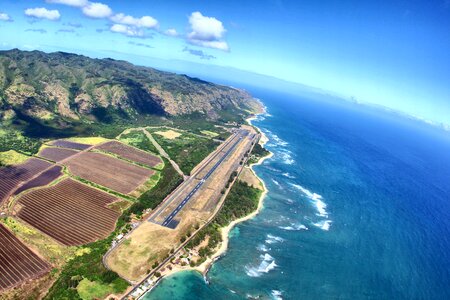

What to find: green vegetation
left=129, top=158, right=183, bottom=215
left=45, top=160, right=183, bottom=299
left=247, top=143, right=271, bottom=165
left=119, top=130, right=159, bottom=154
left=186, top=180, right=262, bottom=263
left=0, top=149, right=29, bottom=166
left=0, top=127, right=41, bottom=155
left=200, top=130, right=219, bottom=137
left=76, top=278, right=118, bottom=300
left=44, top=233, right=129, bottom=300
left=150, top=129, right=219, bottom=174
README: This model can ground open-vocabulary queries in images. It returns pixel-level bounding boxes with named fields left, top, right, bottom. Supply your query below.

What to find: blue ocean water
left=144, top=88, right=450, bottom=299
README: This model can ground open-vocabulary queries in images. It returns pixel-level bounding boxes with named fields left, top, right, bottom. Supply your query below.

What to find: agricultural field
left=0, top=224, right=50, bottom=291
left=64, top=152, right=155, bottom=194
left=16, top=179, right=120, bottom=246
left=148, top=128, right=220, bottom=175
left=13, top=165, right=63, bottom=196
left=0, top=158, right=53, bottom=205
left=50, top=140, right=92, bottom=150
left=95, top=141, right=162, bottom=169
left=37, top=147, right=78, bottom=162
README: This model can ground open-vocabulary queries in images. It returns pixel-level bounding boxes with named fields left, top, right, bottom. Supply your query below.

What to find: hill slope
left=0, top=49, right=261, bottom=125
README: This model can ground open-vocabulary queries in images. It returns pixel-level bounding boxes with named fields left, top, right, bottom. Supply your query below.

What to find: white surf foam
left=245, top=253, right=277, bottom=277
left=279, top=150, right=295, bottom=165
left=313, top=220, right=332, bottom=231
left=265, top=234, right=285, bottom=244
left=265, top=130, right=288, bottom=147
left=279, top=223, right=308, bottom=231
left=282, top=172, right=295, bottom=179
left=272, top=178, right=281, bottom=187
left=290, top=184, right=329, bottom=217
left=271, top=290, right=283, bottom=300
left=257, top=243, right=270, bottom=252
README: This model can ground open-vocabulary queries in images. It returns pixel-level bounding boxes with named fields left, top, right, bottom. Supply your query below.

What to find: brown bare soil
left=95, top=141, right=161, bottom=168
left=37, top=147, right=78, bottom=162
left=0, top=224, right=50, bottom=292
left=239, top=167, right=263, bottom=190
left=0, top=158, right=53, bottom=205
left=16, top=178, right=120, bottom=246
left=13, top=166, right=63, bottom=196
left=64, top=152, right=155, bottom=194
left=106, top=128, right=258, bottom=282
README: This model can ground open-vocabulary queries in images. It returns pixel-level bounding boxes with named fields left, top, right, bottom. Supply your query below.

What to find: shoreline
left=139, top=112, right=271, bottom=296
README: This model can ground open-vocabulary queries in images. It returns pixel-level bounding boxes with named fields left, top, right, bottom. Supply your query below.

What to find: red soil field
left=0, top=224, right=50, bottom=291
left=0, top=158, right=53, bottom=205
left=13, top=166, right=63, bottom=196
left=16, top=179, right=120, bottom=246
left=64, top=152, right=155, bottom=194
left=95, top=141, right=161, bottom=168
left=37, top=147, right=78, bottom=162
left=50, top=140, right=91, bottom=150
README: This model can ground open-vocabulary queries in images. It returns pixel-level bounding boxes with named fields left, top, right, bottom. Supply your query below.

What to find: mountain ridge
left=0, top=49, right=262, bottom=126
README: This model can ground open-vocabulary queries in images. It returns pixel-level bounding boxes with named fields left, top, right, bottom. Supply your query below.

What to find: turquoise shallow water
left=143, top=87, right=450, bottom=300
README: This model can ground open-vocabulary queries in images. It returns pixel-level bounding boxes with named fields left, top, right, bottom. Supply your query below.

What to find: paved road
left=161, top=130, right=246, bottom=228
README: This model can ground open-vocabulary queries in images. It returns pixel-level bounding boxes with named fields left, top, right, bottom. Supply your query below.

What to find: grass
left=76, top=278, right=117, bottom=300
left=0, top=217, right=76, bottom=266
left=119, top=130, right=159, bottom=154
left=129, top=171, right=161, bottom=198
left=67, top=136, right=110, bottom=145
left=0, top=149, right=29, bottom=166
left=128, top=159, right=183, bottom=216
left=150, top=130, right=219, bottom=175
left=44, top=159, right=181, bottom=299
left=200, top=130, right=219, bottom=137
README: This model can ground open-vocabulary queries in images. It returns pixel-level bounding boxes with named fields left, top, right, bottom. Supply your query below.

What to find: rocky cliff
left=0, top=49, right=261, bottom=124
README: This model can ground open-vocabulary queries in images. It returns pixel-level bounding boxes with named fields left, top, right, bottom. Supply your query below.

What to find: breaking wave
left=265, top=129, right=288, bottom=147
left=265, top=234, right=285, bottom=244
left=279, top=223, right=308, bottom=231
left=290, top=184, right=328, bottom=217
left=279, top=150, right=295, bottom=165
left=271, top=179, right=282, bottom=188
left=282, top=172, right=295, bottom=179
left=257, top=244, right=270, bottom=252
left=271, top=290, right=283, bottom=300
left=313, top=220, right=332, bottom=231
left=245, top=253, right=277, bottom=277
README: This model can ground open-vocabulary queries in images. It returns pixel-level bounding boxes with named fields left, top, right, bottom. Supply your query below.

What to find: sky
left=0, top=0, right=449, bottom=127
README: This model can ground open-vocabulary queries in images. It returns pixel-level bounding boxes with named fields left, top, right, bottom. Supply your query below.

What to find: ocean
left=143, top=87, right=450, bottom=299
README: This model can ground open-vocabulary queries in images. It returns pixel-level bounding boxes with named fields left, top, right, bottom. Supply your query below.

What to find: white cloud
left=164, top=28, right=178, bottom=36
left=25, top=7, right=60, bottom=21
left=187, top=12, right=229, bottom=51
left=189, top=40, right=229, bottom=51
left=110, top=24, right=144, bottom=37
left=46, top=0, right=88, bottom=7
left=110, top=13, right=158, bottom=28
left=82, top=2, right=112, bottom=18
left=0, top=13, right=11, bottom=21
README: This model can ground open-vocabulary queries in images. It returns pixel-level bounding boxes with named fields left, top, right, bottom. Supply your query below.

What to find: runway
left=149, top=129, right=248, bottom=228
